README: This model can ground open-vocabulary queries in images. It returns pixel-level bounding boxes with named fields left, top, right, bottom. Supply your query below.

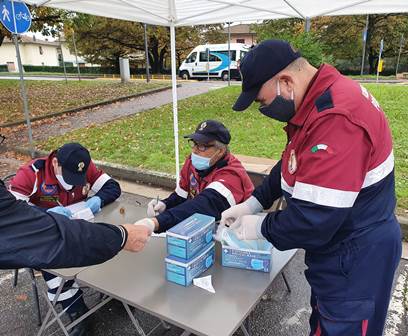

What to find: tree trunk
left=368, top=47, right=378, bottom=74
left=159, top=47, right=167, bottom=73
left=0, top=32, right=5, bottom=47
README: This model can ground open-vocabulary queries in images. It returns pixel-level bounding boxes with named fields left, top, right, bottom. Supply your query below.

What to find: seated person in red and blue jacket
left=134, top=120, right=254, bottom=233
left=9, top=142, right=121, bottom=336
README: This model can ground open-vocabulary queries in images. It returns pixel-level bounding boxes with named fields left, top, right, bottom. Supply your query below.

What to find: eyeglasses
left=188, top=139, right=215, bottom=152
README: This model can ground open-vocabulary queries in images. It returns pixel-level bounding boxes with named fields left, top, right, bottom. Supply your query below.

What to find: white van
left=178, top=43, right=250, bottom=81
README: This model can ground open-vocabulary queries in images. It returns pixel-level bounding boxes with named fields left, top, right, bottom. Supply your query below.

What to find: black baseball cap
left=233, top=40, right=301, bottom=111
left=56, top=143, right=91, bottom=186
left=184, top=120, right=231, bottom=144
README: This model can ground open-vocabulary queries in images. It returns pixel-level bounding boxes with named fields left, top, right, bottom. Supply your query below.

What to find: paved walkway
left=5, top=81, right=227, bottom=145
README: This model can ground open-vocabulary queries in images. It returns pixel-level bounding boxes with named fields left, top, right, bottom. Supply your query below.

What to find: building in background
left=223, top=24, right=257, bottom=46
left=0, top=35, right=91, bottom=71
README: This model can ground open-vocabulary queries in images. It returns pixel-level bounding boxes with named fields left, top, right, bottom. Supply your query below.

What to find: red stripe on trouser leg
left=362, top=320, right=368, bottom=336
left=315, top=321, right=321, bottom=336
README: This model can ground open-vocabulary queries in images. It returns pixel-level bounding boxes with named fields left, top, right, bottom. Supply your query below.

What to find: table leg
left=161, top=319, right=171, bottom=330
left=123, top=302, right=147, bottom=336
left=240, top=324, right=251, bottom=336
left=43, top=294, right=70, bottom=336
left=36, top=280, right=65, bottom=336
left=281, top=271, right=291, bottom=293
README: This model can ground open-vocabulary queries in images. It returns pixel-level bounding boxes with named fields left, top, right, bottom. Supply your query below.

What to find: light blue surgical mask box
left=165, top=242, right=215, bottom=286
left=166, top=213, right=215, bottom=260
left=221, top=242, right=273, bottom=273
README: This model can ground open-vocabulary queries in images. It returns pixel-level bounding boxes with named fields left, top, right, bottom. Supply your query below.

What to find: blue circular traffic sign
left=1, top=0, right=32, bottom=34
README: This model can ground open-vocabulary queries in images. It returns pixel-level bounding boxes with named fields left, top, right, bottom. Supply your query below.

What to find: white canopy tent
left=25, top=0, right=408, bottom=180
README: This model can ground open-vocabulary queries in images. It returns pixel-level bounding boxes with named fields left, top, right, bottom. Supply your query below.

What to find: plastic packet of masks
left=220, top=227, right=273, bottom=273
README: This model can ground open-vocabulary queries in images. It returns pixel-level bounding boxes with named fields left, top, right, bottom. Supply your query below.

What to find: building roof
left=3, top=35, right=60, bottom=46
left=222, top=24, right=256, bottom=35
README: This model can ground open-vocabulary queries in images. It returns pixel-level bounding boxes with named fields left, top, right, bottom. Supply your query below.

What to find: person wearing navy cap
left=220, top=39, right=401, bottom=336
left=9, top=142, right=122, bottom=336
left=134, top=120, right=254, bottom=234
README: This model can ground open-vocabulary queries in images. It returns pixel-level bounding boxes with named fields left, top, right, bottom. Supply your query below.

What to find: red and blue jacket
left=9, top=152, right=120, bottom=208
left=156, top=152, right=254, bottom=232
left=255, top=64, right=398, bottom=253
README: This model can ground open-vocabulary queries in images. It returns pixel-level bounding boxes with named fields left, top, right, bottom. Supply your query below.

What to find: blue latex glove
left=47, top=206, right=72, bottom=218
left=85, top=196, right=102, bottom=214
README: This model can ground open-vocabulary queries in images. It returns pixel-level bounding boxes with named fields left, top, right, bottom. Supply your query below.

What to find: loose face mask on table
left=258, top=80, right=295, bottom=122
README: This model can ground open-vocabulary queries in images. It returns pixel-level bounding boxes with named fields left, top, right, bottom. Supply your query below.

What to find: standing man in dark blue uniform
left=221, top=40, right=402, bottom=336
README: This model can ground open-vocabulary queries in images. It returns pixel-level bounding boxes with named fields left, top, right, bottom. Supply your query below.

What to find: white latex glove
left=133, top=218, right=156, bottom=234
left=229, top=214, right=265, bottom=240
left=146, top=199, right=166, bottom=217
left=220, top=196, right=263, bottom=227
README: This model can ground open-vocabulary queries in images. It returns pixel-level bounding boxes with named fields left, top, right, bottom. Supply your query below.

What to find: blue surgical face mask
left=191, top=152, right=212, bottom=171
left=258, top=80, right=295, bottom=122
left=56, top=174, right=73, bottom=191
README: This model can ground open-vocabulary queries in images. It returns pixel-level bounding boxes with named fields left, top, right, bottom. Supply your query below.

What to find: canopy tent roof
left=26, top=0, right=408, bottom=27
left=23, top=0, right=408, bottom=180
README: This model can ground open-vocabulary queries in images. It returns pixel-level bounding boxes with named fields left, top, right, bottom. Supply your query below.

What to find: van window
left=200, top=50, right=237, bottom=62
left=186, top=52, right=197, bottom=63
left=214, top=50, right=237, bottom=61
left=240, top=50, right=248, bottom=60
left=199, top=51, right=220, bottom=62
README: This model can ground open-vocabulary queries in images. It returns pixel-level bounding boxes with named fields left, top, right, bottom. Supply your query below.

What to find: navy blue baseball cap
left=184, top=120, right=231, bottom=144
left=56, top=143, right=91, bottom=186
left=233, top=40, right=301, bottom=111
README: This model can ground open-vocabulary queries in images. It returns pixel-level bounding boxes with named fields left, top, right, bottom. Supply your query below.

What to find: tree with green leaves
left=253, top=14, right=408, bottom=74
left=64, top=14, right=225, bottom=73
left=313, top=14, right=408, bottom=74
left=252, top=19, right=332, bottom=67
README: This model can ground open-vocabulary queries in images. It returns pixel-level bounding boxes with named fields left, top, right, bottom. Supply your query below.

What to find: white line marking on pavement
left=384, top=263, right=408, bottom=336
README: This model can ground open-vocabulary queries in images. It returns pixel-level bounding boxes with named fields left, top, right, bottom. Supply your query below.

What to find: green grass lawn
left=38, top=84, right=408, bottom=212
left=0, top=79, right=168, bottom=124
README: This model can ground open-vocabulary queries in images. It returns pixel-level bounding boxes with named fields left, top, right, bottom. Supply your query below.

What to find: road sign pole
left=360, top=14, right=369, bottom=76
left=396, top=34, right=404, bottom=77
left=59, top=34, right=68, bottom=83
left=227, top=22, right=231, bottom=86
left=143, top=23, right=150, bottom=83
left=12, top=33, right=34, bottom=157
left=72, top=30, right=81, bottom=81
left=376, top=39, right=384, bottom=83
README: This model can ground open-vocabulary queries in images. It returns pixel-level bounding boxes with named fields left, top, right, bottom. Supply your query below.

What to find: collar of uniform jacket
left=289, top=64, right=341, bottom=127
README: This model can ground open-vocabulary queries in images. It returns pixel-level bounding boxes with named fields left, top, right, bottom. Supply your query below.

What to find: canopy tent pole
left=170, top=22, right=180, bottom=184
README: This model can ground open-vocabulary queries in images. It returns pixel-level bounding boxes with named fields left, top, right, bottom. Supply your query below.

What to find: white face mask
left=56, top=174, right=73, bottom=191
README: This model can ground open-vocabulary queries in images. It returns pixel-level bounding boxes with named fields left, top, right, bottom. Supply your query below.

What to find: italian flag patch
left=311, top=144, right=333, bottom=154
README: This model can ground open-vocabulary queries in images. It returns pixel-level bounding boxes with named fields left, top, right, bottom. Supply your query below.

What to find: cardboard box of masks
left=166, top=213, right=215, bottom=260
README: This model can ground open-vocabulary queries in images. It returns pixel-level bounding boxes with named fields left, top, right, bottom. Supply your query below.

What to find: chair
left=2, top=173, right=42, bottom=326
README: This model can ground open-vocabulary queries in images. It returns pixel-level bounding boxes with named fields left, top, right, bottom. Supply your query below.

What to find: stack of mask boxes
left=165, top=213, right=215, bottom=286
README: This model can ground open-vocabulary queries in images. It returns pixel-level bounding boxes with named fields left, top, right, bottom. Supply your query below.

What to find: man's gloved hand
left=220, top=196, right=263, bottom=227
left=146, top=198, right=166, bottom=217
left=229, top=215, right=265, bottom=240
left=47, top=206, right=72, bottom=218
left=134, top=217, right=156, bottom=234
left=85, top=196, right=102, bottom=214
